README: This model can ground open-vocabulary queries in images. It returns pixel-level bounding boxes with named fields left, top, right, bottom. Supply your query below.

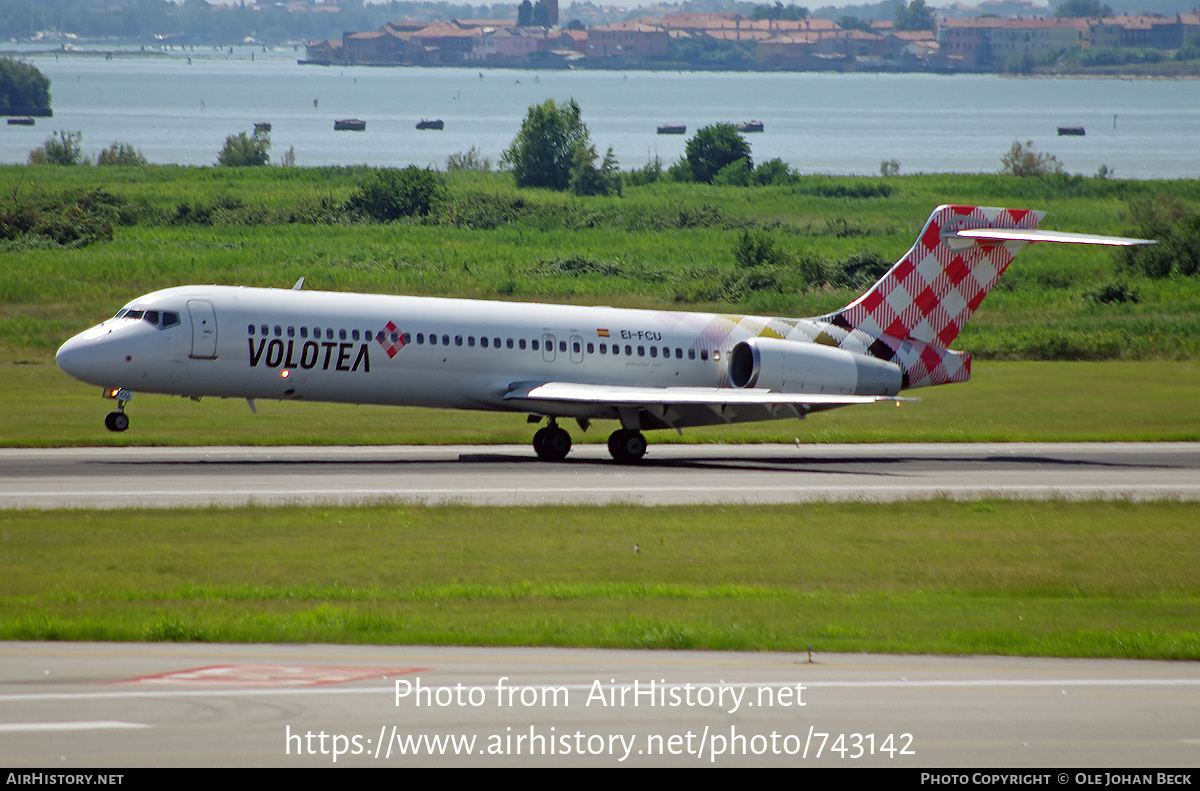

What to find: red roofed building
left=587, top=21, right=669, bottom=59
left=303, top=37, right=342, bottom=64
left=342, top=29, right=406, bottom=65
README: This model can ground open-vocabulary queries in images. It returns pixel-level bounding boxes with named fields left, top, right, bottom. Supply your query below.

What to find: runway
left=2, top=641, right=1198, bottom=768
left=2, top=442, right=1199, bottom=509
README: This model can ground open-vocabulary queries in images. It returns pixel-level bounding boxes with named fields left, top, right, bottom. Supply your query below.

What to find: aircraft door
left=542, top=333, right=556, bottom=362
left=569, top=335, right=584, bottom=364
left=187, top=299, right=218, bottom=359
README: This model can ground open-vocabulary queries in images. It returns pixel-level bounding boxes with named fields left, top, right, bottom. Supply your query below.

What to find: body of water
left=3, top=48, right=1198, bottom=179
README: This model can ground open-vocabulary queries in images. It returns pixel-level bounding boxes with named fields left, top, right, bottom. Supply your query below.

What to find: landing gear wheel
left=105, top=411, right=129, bottom=432
left=533, top=425, right=572, bottom=461
left=608, top=429, right=647, bottom=464
left=532, top=427, right=550, bottom=457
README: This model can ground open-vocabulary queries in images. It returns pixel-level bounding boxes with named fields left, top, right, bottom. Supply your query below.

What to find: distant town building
left=939, top=17, right=1088, bottom=69
left=303, top=9, right=1199, bottom=72
left=586, top=21, right=669, bottom=59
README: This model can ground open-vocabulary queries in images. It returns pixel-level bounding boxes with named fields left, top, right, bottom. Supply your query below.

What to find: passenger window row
left=249, top=324, right=374, bottom=342
left=247, top=324, right=712, bottom=362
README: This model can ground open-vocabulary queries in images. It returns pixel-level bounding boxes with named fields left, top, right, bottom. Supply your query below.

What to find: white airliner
left=55, top=205, right=1151, bottom=462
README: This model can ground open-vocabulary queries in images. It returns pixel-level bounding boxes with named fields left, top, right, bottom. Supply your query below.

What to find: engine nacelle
left=728, top=337, right=902, bottom=395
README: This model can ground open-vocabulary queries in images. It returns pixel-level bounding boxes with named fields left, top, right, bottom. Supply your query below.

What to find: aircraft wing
left=503, top=381, right=912, bottom=430
left=506, top=381, right=905, bottom=406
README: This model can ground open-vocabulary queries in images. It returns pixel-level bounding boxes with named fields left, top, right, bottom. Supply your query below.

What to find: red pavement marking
left=115, top=665, right=429, bottom=686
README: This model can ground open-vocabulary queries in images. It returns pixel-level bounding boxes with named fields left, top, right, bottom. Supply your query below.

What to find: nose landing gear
left=104, top=411, right=129, bottom=432
left=103, top=389, right=132, bottom=432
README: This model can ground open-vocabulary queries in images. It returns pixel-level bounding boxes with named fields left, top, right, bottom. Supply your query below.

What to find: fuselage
left=56, top=285, right=890, bottom=422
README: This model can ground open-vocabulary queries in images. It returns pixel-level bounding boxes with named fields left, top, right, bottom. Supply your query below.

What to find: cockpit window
left=114, top=307, right=181, bottom=328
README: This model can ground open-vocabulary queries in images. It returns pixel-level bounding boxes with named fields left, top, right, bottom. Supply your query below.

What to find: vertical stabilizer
left=827, top=205, right=1043, bottom=348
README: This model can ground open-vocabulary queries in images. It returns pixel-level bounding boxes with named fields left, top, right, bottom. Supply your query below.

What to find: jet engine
left=728, top=337, right=902, bottom=396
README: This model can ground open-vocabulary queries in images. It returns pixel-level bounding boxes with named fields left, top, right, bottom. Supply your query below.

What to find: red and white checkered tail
left=822, top=205, right=1154, bottom=389
left=829, top=205, right=1044, bottom=348
left=821, top=205, right=1040, bottom=388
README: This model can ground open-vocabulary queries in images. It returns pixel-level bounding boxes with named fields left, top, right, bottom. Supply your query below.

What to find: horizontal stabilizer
left=954, top=228, right=1155, bottom=247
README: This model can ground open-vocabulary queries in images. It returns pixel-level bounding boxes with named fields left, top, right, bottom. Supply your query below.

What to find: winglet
left=292, top=277, right=305, bottom=291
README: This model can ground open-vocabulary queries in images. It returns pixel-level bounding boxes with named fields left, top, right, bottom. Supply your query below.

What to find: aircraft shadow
left=101, top=450, right=1181, bottom=479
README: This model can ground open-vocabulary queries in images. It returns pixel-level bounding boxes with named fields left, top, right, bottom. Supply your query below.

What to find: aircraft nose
left=56, top=335, right=93, bottom=381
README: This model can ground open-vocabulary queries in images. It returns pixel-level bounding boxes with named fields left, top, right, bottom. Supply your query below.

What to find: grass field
left=3, top=166, right=1200, bottom=363
left=3, top=501, right=1197, bottom=658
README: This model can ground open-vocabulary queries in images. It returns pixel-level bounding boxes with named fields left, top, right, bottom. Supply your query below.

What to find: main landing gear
left=530, top=418, right=648, bottom=464
left=607, top=429, right=647, bottom=464
left=532, top=420, right=572, bottom=461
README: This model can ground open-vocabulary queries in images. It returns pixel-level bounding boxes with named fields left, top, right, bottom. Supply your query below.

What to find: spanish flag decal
left=597, top=329, right=610, bottom=337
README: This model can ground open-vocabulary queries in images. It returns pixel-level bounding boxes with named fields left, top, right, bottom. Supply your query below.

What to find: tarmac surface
left=2, top=642, right=1198, bottom=768
left=5, top=444, right=1198, bottom=768
left=2, top=442, right=1199, bottom=508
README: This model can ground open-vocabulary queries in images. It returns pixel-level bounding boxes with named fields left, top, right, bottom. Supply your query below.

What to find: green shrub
left=795, top=252, right=833, bottom=287
left=834, top=249, right=892, bottom=290
left=0, top=184, right=39, bottom=239
left=441, top=191, right=533, bottom=229
left=501, top=99, right=591, bottom=191
left=1001, top=140, right=1064, bottom=177
left=0, top=186, right=118, bottom=248
left=570, top=145, right=620, bottom=197
left=753, top=158, right=797, bottom=186
left=172, top=200, right=214, bottom=226
left=666, top=158, right=694, bottom=183
left=446, top=147, right=492, bottom=172
left=217, top=129, right=270, bottom=167
left=28, top=130, right=85, bottom=166
left=733, top=229, right=788, bottom=269
left=348, top=167, right=445, bottom=221
left=625, top=156, right=664, bottom=187
left=531, top=255, right=666, bottom=282
left=97, top=142, right=148, bottom=166
left=799, top=180, right=893, bottom=199
left=713, top=158, right=752, bottom=187
left=670, top=203, right=726, bottom=229
left=1084, top=281, right=1139, bottom=305
left=533, top=255, right=625, bottom=277
left=1121, top=196, right=1200, bottom=279
left=685, top=123, right=752, bottom=184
